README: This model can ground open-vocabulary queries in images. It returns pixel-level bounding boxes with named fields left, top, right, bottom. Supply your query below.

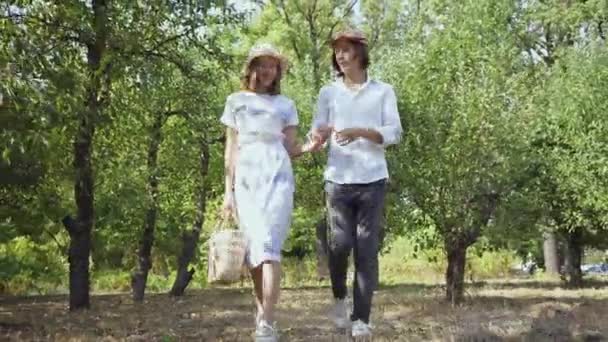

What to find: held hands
left=308, top=125, right=363, bottom=149
left=302, top=136, right=324, bottom=153
left=313, top=125, right=333, bottom=142
left=306, top=125, right=333, bottom=152
left=295, top=124, right=366, bottom=154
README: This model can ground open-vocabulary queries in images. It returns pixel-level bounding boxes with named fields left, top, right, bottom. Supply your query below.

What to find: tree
left=378, top=0, right=533, bottom=304
left=359, top=0, right=409, bottom=50
left=530, top=44, right=608, bottom=286
left=518, top=0, right=608, bottom=284
left=1, top=0, right=243, bottom=306
left=112, top=2, right=244, bottom=300
left=267, top=0, right=357, bottom=92
left=3, top=0, right=115, bottom=310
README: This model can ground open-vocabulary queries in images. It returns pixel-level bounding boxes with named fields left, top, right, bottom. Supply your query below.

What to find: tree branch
left=143, top=50, right=197, bottom=77
left=273, top=0, right=303, bottom=61
left=44, top=227, right=67, bottom=253
left=327, top=0, right=359, bottom=41
left=310, top=0, right=319, bottom=21
left=2, top=13, right=90, bottom=45
left=292, top=0, right=305, bottom=17
left=149, top=26, right=197, bottom=52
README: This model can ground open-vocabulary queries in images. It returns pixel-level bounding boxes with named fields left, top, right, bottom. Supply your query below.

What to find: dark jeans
left=325, top=179, right=387, bottom=324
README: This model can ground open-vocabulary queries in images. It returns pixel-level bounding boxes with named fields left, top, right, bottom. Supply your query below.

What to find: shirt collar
left=336, top=75, right=375, bottom=93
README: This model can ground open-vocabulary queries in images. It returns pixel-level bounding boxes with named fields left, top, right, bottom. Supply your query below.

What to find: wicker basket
left=207, top=224, right=248, bottom=284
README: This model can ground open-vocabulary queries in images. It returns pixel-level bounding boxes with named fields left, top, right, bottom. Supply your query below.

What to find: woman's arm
left=224, top=127, right=238, bottom=193
left=283, top=126, right=318, bottom=159
left=222, top=127, right=238, bottom=219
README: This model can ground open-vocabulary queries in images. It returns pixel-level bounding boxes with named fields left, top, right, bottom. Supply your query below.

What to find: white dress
left=220, top=91, right=298, bottom=268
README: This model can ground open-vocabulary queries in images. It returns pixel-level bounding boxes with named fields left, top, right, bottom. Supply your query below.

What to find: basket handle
left=217, top=213, right=240, bottom=231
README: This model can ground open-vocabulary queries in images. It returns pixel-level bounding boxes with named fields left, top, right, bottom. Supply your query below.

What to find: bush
left=379, top=237, right=520, bottom=285
left=0, top=236, right=67, bottom=295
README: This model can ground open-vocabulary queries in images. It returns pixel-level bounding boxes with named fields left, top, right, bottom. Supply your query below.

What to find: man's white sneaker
left=351, top=319, right=372, bottom=338
left=329, top=298, right=349, bottom=329
left=255, top=319, right=278, bottom=342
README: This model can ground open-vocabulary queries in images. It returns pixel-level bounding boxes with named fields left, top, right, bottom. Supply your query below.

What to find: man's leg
left=352, top=180, right=386, bottom=324
left=325, top=181, right=357, bottom=301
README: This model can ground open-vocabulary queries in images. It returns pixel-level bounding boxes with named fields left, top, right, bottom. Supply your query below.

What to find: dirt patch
left=1, top=283, right=607, bottom=341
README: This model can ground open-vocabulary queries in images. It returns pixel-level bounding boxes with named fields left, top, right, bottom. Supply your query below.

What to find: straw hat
left=330, top=29, right=368, bottom=46
left=243, top=43, right=288, bottom=74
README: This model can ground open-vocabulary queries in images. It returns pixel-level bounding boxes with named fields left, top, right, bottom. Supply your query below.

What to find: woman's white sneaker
left=255, top=319, right=278, bottom=342
left=351, top=319, right=372, bottom=338
left=329, top=298, right=349, bottom=329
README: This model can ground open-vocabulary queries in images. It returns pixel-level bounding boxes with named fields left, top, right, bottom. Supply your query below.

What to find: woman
left=221, top=43, right=317, bottom=342
left=310, top=29, right=403, bottom=339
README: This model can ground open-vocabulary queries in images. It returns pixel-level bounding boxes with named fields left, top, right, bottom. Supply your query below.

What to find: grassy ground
left=2, top=238, right=606, bottom=340
left=1, top=279, right=607, bottom=341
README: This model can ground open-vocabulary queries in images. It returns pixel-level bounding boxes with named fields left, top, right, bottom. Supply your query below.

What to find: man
left=310, top=29, right=403, bottom=339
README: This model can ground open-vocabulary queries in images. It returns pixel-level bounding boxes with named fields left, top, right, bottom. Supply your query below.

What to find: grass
left=2, top=236, right=604, bottom=297
left=379, top=237, right=522, bottom=285
left=1, top=236, right=607, bottom=340
left=1, top=280, right=607, bottom=341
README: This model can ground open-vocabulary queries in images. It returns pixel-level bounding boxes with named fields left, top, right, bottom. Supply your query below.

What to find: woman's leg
left=251, top=261, right=282, bottom=323
left=250, top=265, right=264, bottom=321
left=262, top=260, right=281, bottom=323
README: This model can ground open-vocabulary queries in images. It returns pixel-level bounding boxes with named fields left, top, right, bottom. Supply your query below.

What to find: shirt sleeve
left=284, top=99, right=299, bottom=127
left=220, top=94, right=237, bottom=129
left=376, top=85, right=403, bottom=147
left=311, top=86, right=331, bottom=130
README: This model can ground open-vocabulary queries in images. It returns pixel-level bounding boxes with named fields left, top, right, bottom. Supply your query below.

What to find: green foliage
left=530, top=44, right=608, bottom=238
left=0, top=237, right=67, bottom=294
left=1, top=0, right=607, bottom=296
left=380, top=237, right=521, bottom=285
left=378, top=0, right=533, bottom=251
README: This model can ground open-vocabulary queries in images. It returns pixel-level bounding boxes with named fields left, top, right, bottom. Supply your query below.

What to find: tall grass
left=5, top=236, right=590, bottom=296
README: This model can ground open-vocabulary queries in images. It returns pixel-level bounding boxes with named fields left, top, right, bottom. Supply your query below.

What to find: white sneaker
left=329, top=298, right=349, bottom=329
left=255, top=320, right=278, bottom=342
left=351, top=319, right=372, bottom=338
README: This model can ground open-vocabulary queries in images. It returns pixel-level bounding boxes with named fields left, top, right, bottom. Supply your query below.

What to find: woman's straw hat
left=244, top=43, right=288, bottom=74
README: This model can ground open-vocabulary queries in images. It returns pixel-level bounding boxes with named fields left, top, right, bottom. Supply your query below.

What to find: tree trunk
left=305, top=4, right=322, bottom=93
left=310, top=39, right=322, bottom=93
left=564, top=229, right=583, bottom=287
left=445, top=242, right=468, bottom=305
left=169, top=139, right=210, bottom=296
left=66, top=98, right=96, bottom=311
left=543, top=231, right=560, bottom=276
left=62, top=216, right=91, bottom=310
left=131, top=112, right=164, bottom=302
left=63, top=0, right=108, bottom=311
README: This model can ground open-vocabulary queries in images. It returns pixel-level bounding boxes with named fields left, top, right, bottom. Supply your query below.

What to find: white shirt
left=312, top=78, right=402, bottom=184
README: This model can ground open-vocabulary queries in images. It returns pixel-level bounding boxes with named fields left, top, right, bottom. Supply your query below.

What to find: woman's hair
left=331, top=41, right=370, bottom=77
left=241, top=57, right=282, bottom=95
